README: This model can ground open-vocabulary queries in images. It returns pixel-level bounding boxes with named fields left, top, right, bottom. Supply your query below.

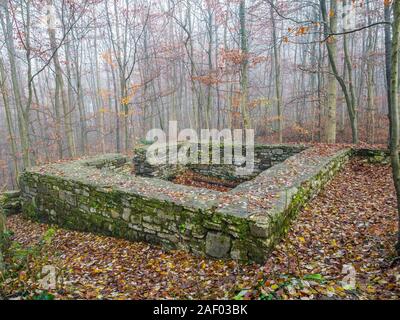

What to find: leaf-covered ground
left=4, top=158, right=400, bottom=299
left=172, top=170, right=238, bottom=192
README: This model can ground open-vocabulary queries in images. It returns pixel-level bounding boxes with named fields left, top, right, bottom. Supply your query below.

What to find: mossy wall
left=133, top=143, right=307, bottom=181
left=19, top=147, right=351, bottom=264
left=0, top=191, right=21, bottom=216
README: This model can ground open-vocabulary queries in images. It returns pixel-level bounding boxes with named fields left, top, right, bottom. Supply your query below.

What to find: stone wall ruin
left=19, top=144, right=352, bottom=263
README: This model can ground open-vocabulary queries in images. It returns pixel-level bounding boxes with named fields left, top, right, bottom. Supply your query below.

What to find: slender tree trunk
left=206, top=7, right=213, bottom=129
left=0, top=57, right=19, bottom=179
left=111, top=66, right=121, bottom=152
left=73, top=37, right=88, bottom=155
left=366, top=31, right=376, bottom=144
left=320, top=0, right=358, bottom=144
left=343, top=34, right=359, bottom=143
left=270, top=1, right=282, bottom=142
left=239, top=0, right=251, bottom=129
left=385, top=3, right=393, bottom=146
left=94, top=21, right=106, bottom=153
left=325, top=0, right=337, bottom=143
left=0, top=0, right=31, bottom=168
left=47, top=0, right=75, bottom=158
left=389, top=0, right=400, bottom=255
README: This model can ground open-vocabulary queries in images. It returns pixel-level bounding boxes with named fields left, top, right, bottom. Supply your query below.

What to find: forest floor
left=3, top=157, right=400, bottom=300
left=171, top=170, right=238, bottom=192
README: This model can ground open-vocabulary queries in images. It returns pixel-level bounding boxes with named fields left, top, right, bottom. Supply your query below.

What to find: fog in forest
left=0, top=0, right=390, bottom=188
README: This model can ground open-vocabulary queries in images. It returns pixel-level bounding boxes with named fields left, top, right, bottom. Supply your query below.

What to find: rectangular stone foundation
left=19, top=145, right=352, bottom=263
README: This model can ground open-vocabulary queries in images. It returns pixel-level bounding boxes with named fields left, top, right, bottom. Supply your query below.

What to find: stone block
left=205, top=232, right=231, bottom=258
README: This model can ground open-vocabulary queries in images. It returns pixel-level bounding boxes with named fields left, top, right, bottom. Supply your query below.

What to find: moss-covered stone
left=0, top=190, right=21, bottom=216
left=205, top=232, right=232, bottom=258
left=18, top=147, right=359, bottom=264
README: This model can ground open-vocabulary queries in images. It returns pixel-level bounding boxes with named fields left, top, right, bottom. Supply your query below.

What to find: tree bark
left=239, top=0, right=251, bottom=129
left=389, top=0, right=400, bottom=255
left=0, top=0, right=31, bottom=168
left=0, top=57, right=19, bottom=180
left=325, top=0, right=337, bottom=143
left=320, top=0, right=359, bottom=144
left=343, top=33, right=359, bottom=143
left=385, top=2, right=393, bottom=146
left=270, top=1, right=283, bottom=142
left=47, top=0, right=76, bottom=158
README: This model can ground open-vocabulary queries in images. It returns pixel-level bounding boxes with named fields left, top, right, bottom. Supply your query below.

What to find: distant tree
left=320, top=0, right=358, bottom=144
left=270, top=0, right=283, bottom=142
left=321, top=0, right=337, bottom=143
left=239, top=0, right=251, bottom=130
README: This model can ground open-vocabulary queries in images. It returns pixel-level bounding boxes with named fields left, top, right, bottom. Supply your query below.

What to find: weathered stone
left=130, top=214, right=141, bottom=224
left=157, top=232, right=178, bottom=243
left=143, top=222, right=161, bottom=232
left=0, top=190, right=21, bottom=216
left=205, top=232, right=231, bottom=258
left=18, top=146, right=355, bottom=264
left=249, top=222, right=269, bottom=238
left=128, top=223, right=142, bottom=231
left=143, top=215, right=153, bottom=223
left=230, top=241, right=248, bottom=261
left=110, top=210, right=120, bottom=219
left=122, top=208, right=131, bottom=221
left=156, top=209, right=175, bottom=221
left=204, top=221, right=222, bottom=231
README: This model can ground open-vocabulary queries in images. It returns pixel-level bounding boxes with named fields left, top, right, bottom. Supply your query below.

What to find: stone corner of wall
left=0, top=190, right=22, bottom=216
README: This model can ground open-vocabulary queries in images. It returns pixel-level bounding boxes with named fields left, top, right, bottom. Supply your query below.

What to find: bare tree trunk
left=325, top=0, right=337, bottom=143
left=94, top=20, right=106, bottom=153
left=0, top=0, right=31, bottom=168
left=239, top=0, right=251, bottom=129
left=205, top=6, right=213, bottom=129
left=389, top=0, right=400, bottom=255
left=0, top=57, right=19, bottom=179
left=385, top=2, right=393, bottom=146
left=343, top=33, right=359, bottom=143
left=366, top=24, right=376, bottom=144
left=110, top=66, right=121, bottom=152
left=47, top=0, right=75, bottom=158
left=73, top=32, right=88, bottom=155
left=320, top=0, right=358, bottom=144
left=270, top=1, right=282, bottom=142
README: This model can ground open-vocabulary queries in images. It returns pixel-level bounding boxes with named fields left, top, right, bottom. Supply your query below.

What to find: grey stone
left=122, top=208, right=131, bottom=221
left=130, top=214, right=141, bottom=224
left=18, top=146, right=351, bottom=264
left=128, top=223, right=142, bottom=231
left=249, top=222, right=269, bottom=238
left=143, top=215, right=153, bottom=223
left=205, top=232, right=231, bottom=258
left=143, top=222, right=161, bottom=232
left=230, top=241, right=248, bottom=261
left=110, top=209, right=120, bottom=219
left=273, top=148, right=284, bottom=155
left=157, top=232, right=178, bottom=243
